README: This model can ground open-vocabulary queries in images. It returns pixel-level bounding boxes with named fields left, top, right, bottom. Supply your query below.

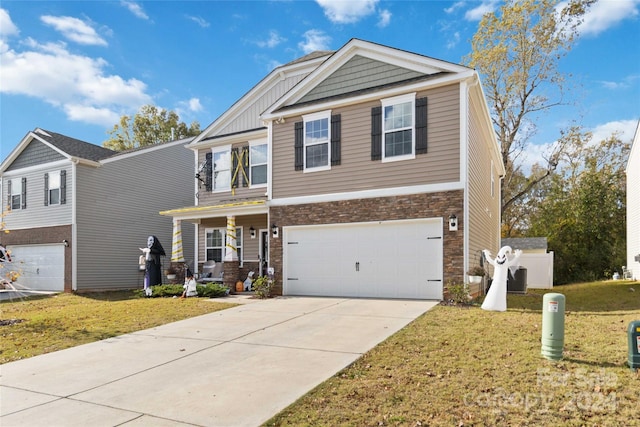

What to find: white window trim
left=249, top=139, right=268, bottom=188
left=302, top=110, right=331, bottom=173
left=48, top=171, right=61, bottom=206
left=211, top=145, right=231, bottom=192
left=204, top=226, right=244, bottom=266
left=381, top=92, right=416, bottom=163
left=10, top=178, right=22, bottom=210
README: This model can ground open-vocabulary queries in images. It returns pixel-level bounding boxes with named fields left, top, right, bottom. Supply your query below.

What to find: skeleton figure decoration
left=140, top=235, right=166, bottom=296
left=481, top=246, right=522, bottom=312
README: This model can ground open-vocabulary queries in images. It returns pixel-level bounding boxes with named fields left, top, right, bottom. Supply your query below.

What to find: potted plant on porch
left=165, top=266, right=178, bottom=281
left=467, top=266, right=485, bottom=284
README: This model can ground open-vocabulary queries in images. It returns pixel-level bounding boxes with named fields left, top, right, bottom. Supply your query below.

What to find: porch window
left=205, top=227, right=243, bottom=264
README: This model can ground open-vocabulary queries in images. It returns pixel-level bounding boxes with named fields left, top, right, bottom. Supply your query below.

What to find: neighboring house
left=0, top=128, right=194, bottom=292
left=502, top=237, right=554, bottom=289
left=161, top=39, right=504, bottom=299
left=627, top=120, right=640, bottom=280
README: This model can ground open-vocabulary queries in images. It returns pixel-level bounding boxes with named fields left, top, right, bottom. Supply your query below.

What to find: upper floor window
left=9, top=178, right=23, bottom=210
left=47, top=171, right=61, bottom=205
left=249, top=140, right=268, bottom=187
left=382, top=93, right=415, bottom=161
left=303, top=111, right=330, bottom=171
left=212, top=146, right=231, bottom=191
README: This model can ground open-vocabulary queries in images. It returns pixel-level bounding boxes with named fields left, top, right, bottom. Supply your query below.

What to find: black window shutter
left=294, top=121, right=304, bottom=171
left=415, top=97, right=428, bottom=154
left=205, top=152, right=213, bottom=191
left=241, top=146, right=249, bottom=187
left=21, top=177, right=27, bottom=209
left=60, top=170, right=67, bottom=204
left=231, top=147, right=239, bottom=189
left=6, top=180, right=11, bottom=209
left=371, top=106, right=382, bottom=160
left=44, top=173, right=49, bottom=206
left=331, top=114, right=341, bottom=166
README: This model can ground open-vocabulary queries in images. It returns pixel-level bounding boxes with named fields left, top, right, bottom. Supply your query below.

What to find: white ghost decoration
left=481, top=246, right=522, bottom=312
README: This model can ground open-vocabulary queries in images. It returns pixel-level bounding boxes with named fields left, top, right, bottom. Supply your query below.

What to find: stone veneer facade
left=268, top=190, right=464, bottom=296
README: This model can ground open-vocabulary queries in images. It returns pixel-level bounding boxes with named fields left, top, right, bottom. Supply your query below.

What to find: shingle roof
left=36, top=128, right=116, bottom=161
left=284, top=50, right=334, bottom=66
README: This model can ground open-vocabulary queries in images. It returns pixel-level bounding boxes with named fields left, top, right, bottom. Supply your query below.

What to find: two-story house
left=161, top=39, right=504, bottom=299
left=0, top=128, right=194, bottom=292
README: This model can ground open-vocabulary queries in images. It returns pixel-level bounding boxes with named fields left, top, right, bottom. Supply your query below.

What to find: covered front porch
left=160, top=200, right=271, bottom=292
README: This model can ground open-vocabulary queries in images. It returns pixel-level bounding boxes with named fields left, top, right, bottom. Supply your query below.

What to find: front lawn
left=267, top=280, right=640, bottom=426
left=0, top=291, right=234, bottom=363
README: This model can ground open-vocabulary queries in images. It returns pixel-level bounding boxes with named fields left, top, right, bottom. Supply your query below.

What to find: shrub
left=133, top=283, right=230, bottom=298
left=444, top=281, right=471, bottom=305
left=197, top=283, right=230, bottom=298
left=253, top=275, right=274, bottom=299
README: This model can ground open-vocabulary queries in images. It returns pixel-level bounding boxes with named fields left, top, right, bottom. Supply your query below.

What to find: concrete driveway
left=0, top=296, right=437, bottom=427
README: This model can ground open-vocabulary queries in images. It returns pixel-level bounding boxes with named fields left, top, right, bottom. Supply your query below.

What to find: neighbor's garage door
left=8, top=244, right=65, bottom=291
left=283, top=218, right=443, bottom=299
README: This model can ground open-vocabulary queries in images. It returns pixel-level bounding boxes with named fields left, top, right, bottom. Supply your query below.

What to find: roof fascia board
left=187, top=128, right=267, bottom=151
left=263, top=70, right=475, bottom=120
left=1, top=159, right=71, bottom=177
left=264, top=39, right=472, bottom=115
left=190, top=55, right=329, bottom=147
left=100, top=137, right=194, bottom=164
left=626, top=120, right=639, bottom=173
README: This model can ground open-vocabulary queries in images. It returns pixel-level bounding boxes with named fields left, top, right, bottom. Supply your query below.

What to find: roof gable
left=263, top=39, right=472, bottom=117
left=1, top=128, right=116, bottom=172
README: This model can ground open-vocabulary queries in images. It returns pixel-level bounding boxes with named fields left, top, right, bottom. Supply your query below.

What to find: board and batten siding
left=466, top=93, right=501, bottom=272
left=74, top=142, right=195, bottom=291
left=272, top=84, right=461, bottom=199
left=2, top=164, right=73, bottom=230
left=213, top=73, right=309, bottom=137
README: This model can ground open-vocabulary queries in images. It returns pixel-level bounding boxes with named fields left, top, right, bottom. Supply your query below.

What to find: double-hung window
left=48, top=171, right=61, bottom=205
left=382, top=93, right=415, bottom=161
left=10, top=178, right=22, bottom=210
left=303, top=111, right=330, bottom=171
left=249, top=140, right=268, bottom=186
left=212, top=146, right=231, bottom=191
left=205, top=227, right=243, bottom=264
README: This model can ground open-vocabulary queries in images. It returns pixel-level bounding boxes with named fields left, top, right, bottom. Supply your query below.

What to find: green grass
left=0, top=291, right=234, bottom=363
left=266, top=280, right=640, bottom=426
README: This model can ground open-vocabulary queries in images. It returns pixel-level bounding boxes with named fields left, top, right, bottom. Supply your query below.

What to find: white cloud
left=464, top=0, right=499, bottom=21
left=590, top=119, right=638, bottom=144
left=565, top=0, right=640, bottom=37
left=186, top=15, right=210, bottom=28
left=298, top=29, right=331, bottom=54
left=377, top=9, right=391, bottom=28
left=41, top=15, right=107, bottom=46
left=0, top=8, right=19, bottom=38
left=447, top=31, right=461, bottom=49
left=316, top=0, right=378, bottom=24
left=444, top=1, right=465, bottom=14
left=187, top=97, right=203, bottom=112
left=256, top=30, right=286, bottom=48
left=121, top=1, right=149, bottom=20
left=0, top=38, right=152, bottom=126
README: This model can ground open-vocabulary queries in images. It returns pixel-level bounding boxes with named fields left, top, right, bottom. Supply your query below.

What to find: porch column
left=224, top=215, right=240, bottom=290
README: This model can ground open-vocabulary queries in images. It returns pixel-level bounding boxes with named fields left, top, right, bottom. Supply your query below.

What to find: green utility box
left=629, top=321, right=640, bottom=371
left=541, top=293, right=565, bottom=360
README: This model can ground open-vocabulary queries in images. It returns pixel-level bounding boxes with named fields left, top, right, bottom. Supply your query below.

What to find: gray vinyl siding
left=74, top=142, right=195, bottom=291
left=467, top=93, right=501, bottom=269
left=1, top=165, right=73, bottom=230
left=299, top=55, right=424, bottom=104
left=6, top=140, right=65, bottom=171
left=272, top=84, right=461, bottom=199
left=213, top=74, right=309, bottom=137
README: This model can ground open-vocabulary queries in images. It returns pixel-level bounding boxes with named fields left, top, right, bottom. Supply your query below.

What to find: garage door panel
left=284, top=219, right=442, bottom=299
left=8, top=245, right=65, bottom=291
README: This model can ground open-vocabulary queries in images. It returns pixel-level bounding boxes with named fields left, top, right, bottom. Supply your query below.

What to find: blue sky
left=1, top=0, right=639, bottom=169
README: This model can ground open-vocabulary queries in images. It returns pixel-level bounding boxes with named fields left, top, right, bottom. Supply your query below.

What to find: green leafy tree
left=103, top=105, right=201, bottom=151
left=528, top=134, right=629, bottom=284
left=465, top=0, right=594, bottom=234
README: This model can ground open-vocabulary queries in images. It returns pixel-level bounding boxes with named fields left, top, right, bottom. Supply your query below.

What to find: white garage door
left=8, top=244, right=65, bottom=291
left=283, top=218, right=443, bottom=299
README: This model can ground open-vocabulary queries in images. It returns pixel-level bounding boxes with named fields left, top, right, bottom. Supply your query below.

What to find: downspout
left=462, top=74, right=481, bottom=281
left=71, top=158, right=79, bottom=291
